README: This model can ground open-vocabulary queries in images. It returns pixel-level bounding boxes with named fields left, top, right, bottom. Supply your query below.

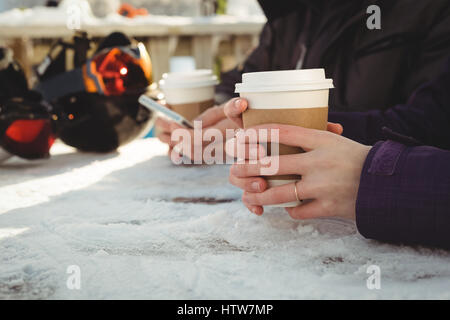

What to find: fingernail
left=234, top=99, right=241, bottom=109
left=252, top=207, right=262, bottom=215
left=251, top=182, right=260, bottom=192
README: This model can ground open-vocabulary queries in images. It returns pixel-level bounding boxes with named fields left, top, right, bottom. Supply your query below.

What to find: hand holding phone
left=138, top=95, right=194, bottom=129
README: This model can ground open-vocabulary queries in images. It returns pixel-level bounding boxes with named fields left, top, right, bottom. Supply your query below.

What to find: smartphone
left=138, top=95, right=194, bottom=129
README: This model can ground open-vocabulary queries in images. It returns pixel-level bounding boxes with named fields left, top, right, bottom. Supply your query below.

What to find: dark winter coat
left=217, top=0, right=450, bottom=115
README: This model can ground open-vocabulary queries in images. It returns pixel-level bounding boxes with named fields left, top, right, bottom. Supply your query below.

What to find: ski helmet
left=0, top=47, right=55, bottom=161
left=34, top=32, right=154, bottom=152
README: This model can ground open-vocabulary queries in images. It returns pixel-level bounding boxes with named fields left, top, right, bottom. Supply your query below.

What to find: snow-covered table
left=0, top=138, right=449, bottom=299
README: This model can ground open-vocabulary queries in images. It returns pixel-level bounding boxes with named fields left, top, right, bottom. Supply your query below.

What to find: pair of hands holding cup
left=156, top=98, right=371, bottom=221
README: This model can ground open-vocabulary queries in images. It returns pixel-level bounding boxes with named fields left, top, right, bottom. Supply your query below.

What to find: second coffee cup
left=235, top=69, right=334, bottom=207
left=159, top=70, right=218, bottom=121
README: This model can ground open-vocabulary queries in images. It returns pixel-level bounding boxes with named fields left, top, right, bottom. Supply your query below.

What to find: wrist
left=348, top=145, right=372, bottom=221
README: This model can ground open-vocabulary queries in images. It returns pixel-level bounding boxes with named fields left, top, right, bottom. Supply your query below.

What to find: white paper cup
left=235, top=69, right=334, bottom=207
left=159, top=70, right=218, bottom=121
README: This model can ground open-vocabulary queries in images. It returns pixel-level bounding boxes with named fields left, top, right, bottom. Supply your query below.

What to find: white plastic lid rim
left=159, top=69, right=219, bottom=90
left=235, top=69, right=334, bottom=93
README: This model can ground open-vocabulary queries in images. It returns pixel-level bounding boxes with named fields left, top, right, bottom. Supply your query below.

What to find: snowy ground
left=0, top=138, right=449, bottom=299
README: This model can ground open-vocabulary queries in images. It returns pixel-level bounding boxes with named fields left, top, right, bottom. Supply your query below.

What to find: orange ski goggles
left=84, top=43, right=152, bottom=96
left=36, top=42, right=152, bottom=101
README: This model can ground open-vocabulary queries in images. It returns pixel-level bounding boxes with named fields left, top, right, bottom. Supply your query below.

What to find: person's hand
left=156, top=103, right=225, bottom=147
left=226, top=124, right=371, bottom=220
left=168, top=117, right=239, bottom=162
left=223, top=97, right=344, bottom=134
left=155, top=116, right=173, bottom=156
left=164, top=104, right=240, bottom=162
left=156, top=103, right=234, bottom=158
left=154, top=100, right=174, bottom=155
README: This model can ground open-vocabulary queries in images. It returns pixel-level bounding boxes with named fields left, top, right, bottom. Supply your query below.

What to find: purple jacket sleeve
left=356, top=140, right=450, bottom=248
left=329, top=58, right=450, bottom=150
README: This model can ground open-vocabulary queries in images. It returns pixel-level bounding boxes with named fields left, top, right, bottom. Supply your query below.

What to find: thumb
left=224, top=98, right=248, bottom=128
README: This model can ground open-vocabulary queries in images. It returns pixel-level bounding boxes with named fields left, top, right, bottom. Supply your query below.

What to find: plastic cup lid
left=159, top=69, right=218, bottom=89
left=235, top=69, right=334, bottom=93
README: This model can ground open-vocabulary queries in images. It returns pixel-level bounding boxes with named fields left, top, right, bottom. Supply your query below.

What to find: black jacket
left=216, top=0, right=450, bottom=114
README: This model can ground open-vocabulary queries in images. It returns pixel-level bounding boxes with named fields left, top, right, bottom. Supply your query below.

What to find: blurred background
left=0, top=0, right=265, bottom=138
left=0, top=0, right=265, bottom=82
left=0, top=0, right=263, bottom=17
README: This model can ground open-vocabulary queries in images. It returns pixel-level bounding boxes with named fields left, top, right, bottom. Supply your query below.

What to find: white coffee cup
left=159, top=70, right=218, bottom=121
left=235, top=69, right=334, bottom=207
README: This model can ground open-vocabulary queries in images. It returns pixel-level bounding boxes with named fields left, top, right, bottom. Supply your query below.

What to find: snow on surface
left=0, top=138, right=449, bottom=299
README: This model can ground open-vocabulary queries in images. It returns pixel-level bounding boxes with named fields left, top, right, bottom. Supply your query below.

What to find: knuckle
left=271, top=187, right=284, bottom=202
left=257, top=177, right=267, bottom=191
left=243, top=191, right=257, bottom=205
left=242, top=192, right=251, bottom=204
left=261, top=188, right=276, bottom=204
left=245, top=179, right=255, bottom=191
